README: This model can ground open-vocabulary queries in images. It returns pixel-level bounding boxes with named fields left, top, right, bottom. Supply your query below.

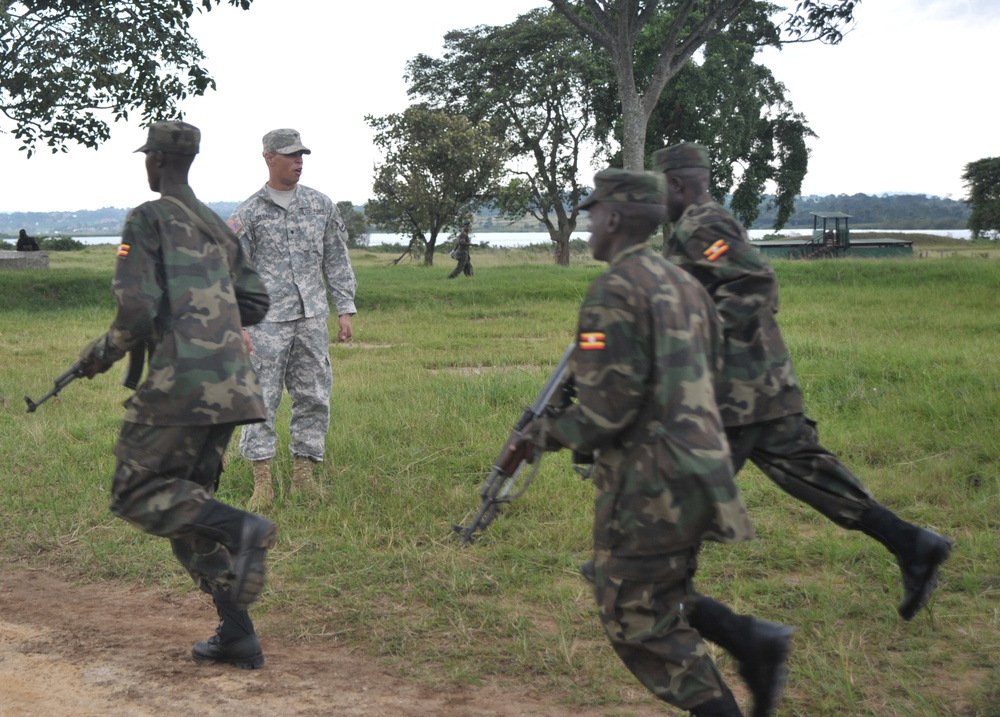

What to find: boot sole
left=898, top=532, right=954, bottom=620
left=232, top=518, right=278, bottom=611
left=192, top=649, right=265, bottom=669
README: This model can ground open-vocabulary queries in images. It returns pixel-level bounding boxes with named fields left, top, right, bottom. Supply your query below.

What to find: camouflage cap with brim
left=577, top=168, right=666, bottom=209
left=652, top=143, right=710, bottom=173
left=134, top=121, right=200, bottom=155
left=262, top=128, right=311, bottom=155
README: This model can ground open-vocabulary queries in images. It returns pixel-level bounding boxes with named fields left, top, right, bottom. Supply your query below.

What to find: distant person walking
left=228, top=128, right=358, bottom=509
left=448, top=221, right=473, bottom=278
left=654, top=142, right=953, bottom=621
left=16, top=229, right=40, bottom=251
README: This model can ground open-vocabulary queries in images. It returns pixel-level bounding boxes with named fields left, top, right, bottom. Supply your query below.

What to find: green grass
left=1, top=241, right=999, bottom=715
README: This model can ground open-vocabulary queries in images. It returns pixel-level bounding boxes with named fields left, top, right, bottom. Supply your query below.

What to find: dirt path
left=0, top=567, right=662, bottom=717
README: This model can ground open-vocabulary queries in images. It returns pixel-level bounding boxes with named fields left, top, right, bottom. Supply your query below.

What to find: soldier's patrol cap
left=652, top=143, right=711, bottom=173
left=577, top=168, right=666, bottom=210
left=134, top=121, right=200, bottom=155
left=262, top=128, right=312, bottom=155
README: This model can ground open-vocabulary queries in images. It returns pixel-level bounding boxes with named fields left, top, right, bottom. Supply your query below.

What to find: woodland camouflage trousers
left=726, top=412, right=876, bottom=528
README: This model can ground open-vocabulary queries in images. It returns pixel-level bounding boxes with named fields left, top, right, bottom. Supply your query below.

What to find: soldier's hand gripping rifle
left=453, top=344, right=587, bottom=545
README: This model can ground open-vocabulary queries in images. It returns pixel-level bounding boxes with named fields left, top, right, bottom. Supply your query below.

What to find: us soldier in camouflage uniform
left=515, top=169, right=792, bottom=717
left=654, top=142, right=953, bottom=621
left=448, top=221, right=473, bottom=278
left=79, top=121, right=278, bottom=669
left=228, top=129, right=358, bottom=508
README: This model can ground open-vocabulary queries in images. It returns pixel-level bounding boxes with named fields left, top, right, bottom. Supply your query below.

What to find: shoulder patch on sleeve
left=579, top=332, right=606, bottom=350
left=704, top=239, right=729, bottom=261
left=116, top=243, right=131, bottom=259
left=226, top=216, right=242, bottom=234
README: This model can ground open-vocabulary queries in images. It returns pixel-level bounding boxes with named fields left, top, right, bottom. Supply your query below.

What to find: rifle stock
left=453, top=344, right=581, bottom=545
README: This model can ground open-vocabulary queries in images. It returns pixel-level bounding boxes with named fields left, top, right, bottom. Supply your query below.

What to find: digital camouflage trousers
left=239, top=316, right=333, bottom=462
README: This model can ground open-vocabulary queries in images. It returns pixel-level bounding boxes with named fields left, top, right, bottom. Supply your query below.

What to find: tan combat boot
left=247, top=459, right=274, bottom=511
left=291, top=456, right=317, bottom=493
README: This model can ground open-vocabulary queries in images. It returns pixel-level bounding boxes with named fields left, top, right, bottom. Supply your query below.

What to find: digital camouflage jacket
left=663, top=200, right=804, bottom=426
left=227, top=184, right=357, bottom=322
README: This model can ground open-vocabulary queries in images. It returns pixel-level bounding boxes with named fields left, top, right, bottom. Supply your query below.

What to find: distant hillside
left=0, top=193, right=971, bottom=237
left=0, top=202, right=240, bottom=237
left=752, top=193, right=970, bottom=230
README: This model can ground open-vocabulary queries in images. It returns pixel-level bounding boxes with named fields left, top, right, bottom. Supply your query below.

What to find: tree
left=1, top=0, right=253, bottom=156
left=547, top=0, right=859, bottom=170
left=611, top=7, right=814, bottom=228
left=406, top=9, right=603, bottom=266
left=963, top=157, right=1000, bottom=240
left=336, top=201, right=370, bottom=249
left=365, top=105, right=505, bottom=266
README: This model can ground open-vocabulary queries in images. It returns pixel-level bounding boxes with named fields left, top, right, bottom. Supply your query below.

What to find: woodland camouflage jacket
left=538, top=243, right=752, bottom=579
left=663, top=200, right=804, bottom=426
left=96, top=184, right=269, bottom=426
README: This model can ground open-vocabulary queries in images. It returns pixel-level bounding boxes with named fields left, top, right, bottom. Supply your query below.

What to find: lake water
left=72, top=228, right=974, bottom=246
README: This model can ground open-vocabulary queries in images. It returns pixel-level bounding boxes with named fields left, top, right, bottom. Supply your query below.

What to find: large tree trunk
left=620, top=88, right=648, bottom=171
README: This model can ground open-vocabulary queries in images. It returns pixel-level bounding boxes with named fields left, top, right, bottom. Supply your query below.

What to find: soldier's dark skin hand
left=79, top=356, right=114, bottom=379
left=78, top=339, right=115, bottom=379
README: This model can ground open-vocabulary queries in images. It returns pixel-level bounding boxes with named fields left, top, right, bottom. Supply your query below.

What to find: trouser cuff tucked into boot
left=192, top=588, right=264, bottom=669
left=687, top=597, right=792, bottom=717
left=192, top=501, right=277, bottom=610
left=688, top=688, right=744, bottom=717
left=857, top=504, right=954, bottom=620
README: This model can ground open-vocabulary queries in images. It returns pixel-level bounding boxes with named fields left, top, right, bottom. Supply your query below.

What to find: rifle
left=25, top=361, right=86, bottom=413
left=25, top=345, right=144, bottom=413
left=452, top=343, right=591, bottom=545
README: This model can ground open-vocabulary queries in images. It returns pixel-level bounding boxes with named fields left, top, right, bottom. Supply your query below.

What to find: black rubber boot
left=192, top=590, right=264, bottom=669
left=856, top=504, right=953, bottom=620
left=687, top=597, right=792, bottom=717
left=192, top=500, right=278, bottom=611
left=688, top=688, right=744, bottom=716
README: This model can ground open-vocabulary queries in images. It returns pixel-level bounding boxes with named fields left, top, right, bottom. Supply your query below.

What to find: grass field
left=1, top=236, right=998, bottom=716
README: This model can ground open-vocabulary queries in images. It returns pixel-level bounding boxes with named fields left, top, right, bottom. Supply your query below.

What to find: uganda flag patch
left=117, top=243, right=131, bottom=258
left=226, top=216, right=242, bottom=234
left=703, top=240, right=729, bottom=262
left=579, top=332, right=606, bottom=350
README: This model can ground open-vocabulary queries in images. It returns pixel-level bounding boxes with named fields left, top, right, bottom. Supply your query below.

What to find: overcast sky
left=2, top=0, right=997, bottom=216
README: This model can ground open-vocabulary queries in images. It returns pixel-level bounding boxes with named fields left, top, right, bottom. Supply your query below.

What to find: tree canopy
left=406, top=9, right=602, bottom=265
left=963, top=157, right=1000, bottom=240
left=547, top=0, right=859, bottom=171
left=365, top=105, right=505, bottom=265
left=336, top=201, right=370, bottom=249
left=617, top=7, right=814, bottom=228
left=1, top=0, right=253, bottom=156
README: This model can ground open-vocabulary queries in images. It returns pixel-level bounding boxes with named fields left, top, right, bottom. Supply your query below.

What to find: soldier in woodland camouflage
left=654, top=142, right=953, bottom=621
left=514, top=169, right=792, bottom=717
left=79, top=121, right=278, bottom=669
left=228, top=129, right=358, bottom=507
